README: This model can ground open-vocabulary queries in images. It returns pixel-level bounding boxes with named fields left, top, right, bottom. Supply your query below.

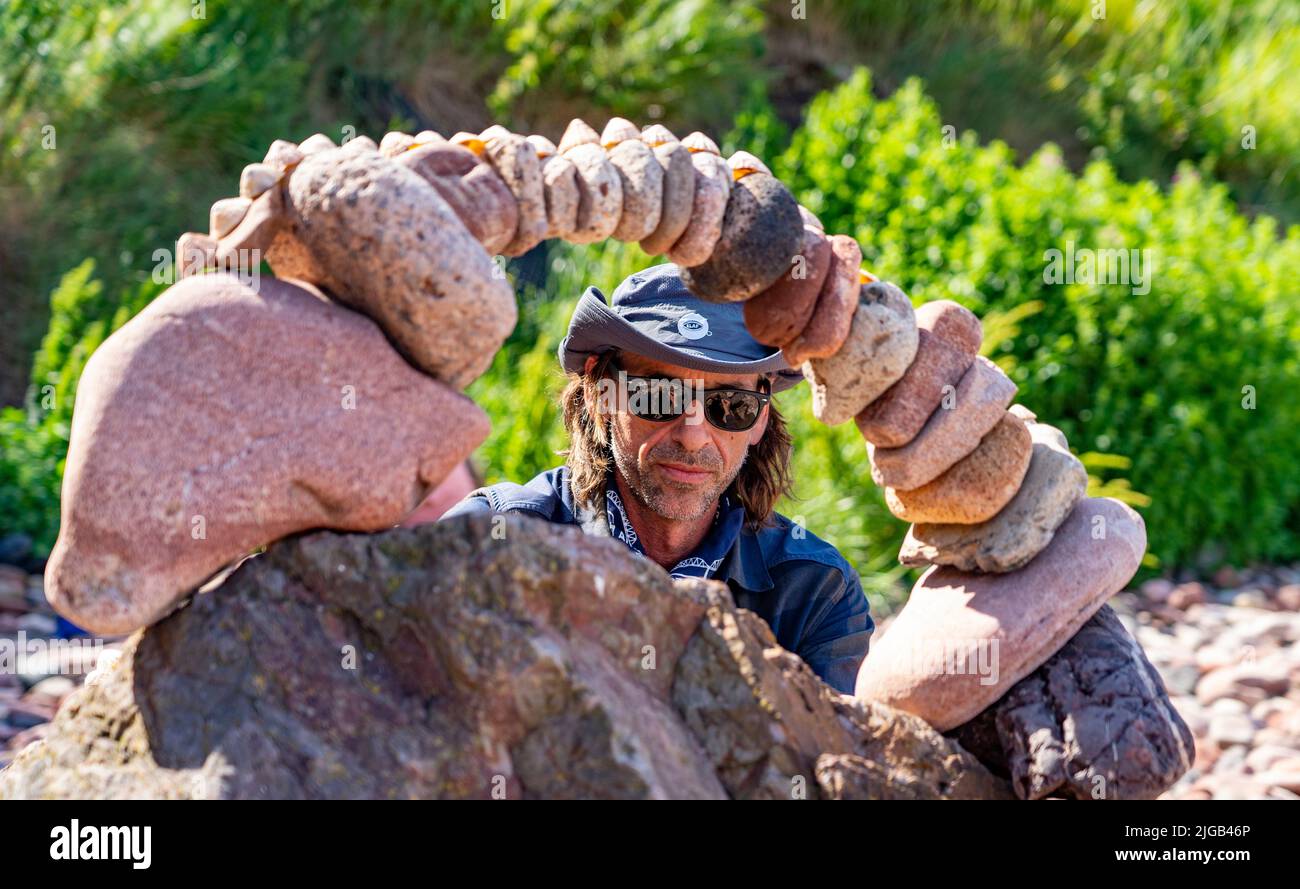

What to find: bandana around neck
left=603, top=468, right=745, bottom=581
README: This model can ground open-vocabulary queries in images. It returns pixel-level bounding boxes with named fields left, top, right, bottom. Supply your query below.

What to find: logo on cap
left=677, top=312, right=710, bottom=340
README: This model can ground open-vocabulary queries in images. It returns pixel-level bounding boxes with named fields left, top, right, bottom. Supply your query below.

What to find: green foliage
left=775, top=68, right=1300, bottom=572
left=3, top=2, right=1297, bottom=587
left=0, top=261, right=162, bottom=556
left=490, top=0, right=766, bottom=129
left=0, top=406, right=65, bottom=554
left=823, top=0, right=1300, bottom=222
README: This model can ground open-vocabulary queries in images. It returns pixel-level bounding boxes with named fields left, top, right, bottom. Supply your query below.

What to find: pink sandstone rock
left=666, top=150, right=729, bottom=266
left=855, top=497, right=1148, bottom=730
left=481, top=130, right=548, bottom=256
left=781, top=234, right=861, bottom=366
left=44, top=274, right=490, bottom=636
left=743, top=225, right=832, bottom=348
left=564, top=142, right=624, bottom=244
left=607, top=138, right=664, bottom=242
left=856, top=300, right=982, bottom=448
left=868, top=355, right=1016, bottom=491
left=639, top=140, right=695, bottom=256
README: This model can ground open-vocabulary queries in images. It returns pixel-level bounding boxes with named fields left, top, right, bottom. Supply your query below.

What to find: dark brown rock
left=947, top=605, right=1195, bottom=800
left=743, top=226, right=832, bottom=348
left=672, top=592, right=1011, bottom=799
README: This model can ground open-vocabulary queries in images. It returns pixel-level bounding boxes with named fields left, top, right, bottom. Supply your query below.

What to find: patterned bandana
left=602, top=468, right=746, bottom=580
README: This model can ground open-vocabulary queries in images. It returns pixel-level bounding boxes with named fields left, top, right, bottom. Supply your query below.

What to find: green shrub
left=490, top=0, right=766, bottom=131
left=776, top=68, right=1300, bottom=572
left=0, top=261, right=162, bottom=557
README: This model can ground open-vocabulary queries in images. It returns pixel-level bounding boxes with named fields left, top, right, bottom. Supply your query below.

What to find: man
left=442, top=263, right=873, bottom=693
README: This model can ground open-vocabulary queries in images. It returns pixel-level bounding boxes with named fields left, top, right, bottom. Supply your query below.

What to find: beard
left=609, top=423, right=746, bottom=522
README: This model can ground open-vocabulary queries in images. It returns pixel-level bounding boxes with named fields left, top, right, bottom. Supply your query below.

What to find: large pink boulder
left=854, top=497, right=1147, bottom=731
left=45, top=274, right=489, bottom=635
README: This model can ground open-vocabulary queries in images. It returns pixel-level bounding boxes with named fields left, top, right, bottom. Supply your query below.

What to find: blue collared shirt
left=440, top=466, right=874, bottom=694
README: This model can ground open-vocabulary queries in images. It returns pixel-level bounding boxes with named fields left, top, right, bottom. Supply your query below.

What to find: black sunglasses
left=609, top=367, right=771, bottom=432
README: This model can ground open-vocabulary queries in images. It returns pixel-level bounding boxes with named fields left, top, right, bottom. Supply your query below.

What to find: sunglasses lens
left=626, top=377, right=685, bottom=422
left=704, top=390, right=761, bottom=431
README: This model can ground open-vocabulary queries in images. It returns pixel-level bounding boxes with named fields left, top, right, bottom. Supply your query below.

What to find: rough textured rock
left=6, top=515, right=1010, bottom=800
left=900, top=419, right=1089, bottom=572
left=781, top=234, right=862, bottom=365
left=743, top=226, right=832, bottom=348
left=948, top=606, right=1195, bottom=800
left=885, top=410, right=1033, bottom=524
left=607, top=138, right=663, bottom=242
left=564, top=142, right=624, bottom=244
left=856, top=300, right=982, bottom=448
left=855, top=497, right=1148, bottom=731
left=869, top=356, right=1016, bottom=491
left=539, top=151, right=580, bottom=240
left=397, top=141, right=519, bottom=256
left=481, top=131, right=547, bottom=256
left=666, top=151, right=730, bottom=266
left=671, top=596, right=1010, bottom=799
left=639, top=140, right=695, bottom=256
left=42, top=275, right=489, bottom=636
left=679, top=173, right=803, bottom=303
left=285, top=146, right=517, bottom=388
left=804, top=281, right=919, bottom=427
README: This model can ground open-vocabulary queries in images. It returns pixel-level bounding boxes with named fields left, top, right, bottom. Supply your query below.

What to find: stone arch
left=45, top=118, right=1146, bottom=728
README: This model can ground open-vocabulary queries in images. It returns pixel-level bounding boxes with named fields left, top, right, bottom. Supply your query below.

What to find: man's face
left=592, top=353, right=770, bottom=523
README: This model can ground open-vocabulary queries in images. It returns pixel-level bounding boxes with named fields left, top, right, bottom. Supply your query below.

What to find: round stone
left=564, top=142, right=624, bottom=244
left=884, top=410, right=1033, bottom=524
left=803, top=281, right=919, bottom=426
left=666, top=151, right=729, bottom=266
left=899, top=419, right=1089, bottom=572
left=743, top=226, right=832, bottom=347
left=607, top=139, right=663, bottom=242
left=868, top=355, right=1016, bottom=491
left=781, top=234, right=861, bottom=365
left=639, top=141, right=695, bottom=256
left=679, top=173, right=803, bottom=303
left=856, top=300, right=982, bottom=448
left=286, top=146, right=516, bottom=389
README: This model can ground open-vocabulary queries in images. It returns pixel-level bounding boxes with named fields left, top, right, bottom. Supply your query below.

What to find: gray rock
left=7, top=516, right=1010, bottom=800
left=679, top=173, right=803, bottom=303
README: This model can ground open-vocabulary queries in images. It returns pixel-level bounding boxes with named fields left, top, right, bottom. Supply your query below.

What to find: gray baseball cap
left=557, top=263, right=804, bottom=392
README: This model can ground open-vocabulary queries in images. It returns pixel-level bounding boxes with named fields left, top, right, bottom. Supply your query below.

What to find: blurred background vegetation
left=2, top=0, right=1297, bottom=609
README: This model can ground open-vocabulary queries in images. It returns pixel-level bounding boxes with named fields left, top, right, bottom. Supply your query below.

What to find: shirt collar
left=718, top=525, right=774, bottom=592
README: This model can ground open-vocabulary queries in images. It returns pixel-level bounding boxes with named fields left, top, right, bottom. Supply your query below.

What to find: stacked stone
left=56, top=118, right=1147, bottom=739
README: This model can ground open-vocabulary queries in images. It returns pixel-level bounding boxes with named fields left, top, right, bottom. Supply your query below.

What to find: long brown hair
left=558, top=350, right=794, bottom=530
